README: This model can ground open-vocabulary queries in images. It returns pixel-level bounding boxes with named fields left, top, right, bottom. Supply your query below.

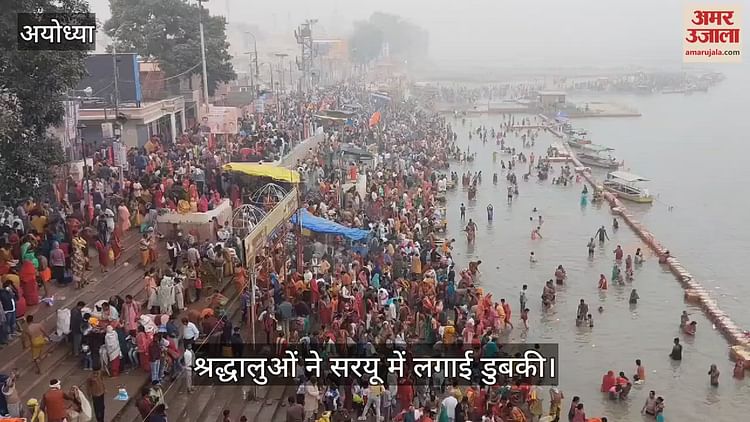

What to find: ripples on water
left=444, top=115, right=748, bottom=420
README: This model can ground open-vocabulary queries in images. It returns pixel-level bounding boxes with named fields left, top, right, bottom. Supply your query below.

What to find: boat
left=576, top=146, right=619, bottom=169
left=566, top=136, right=593, bottom=149
left=602, top=171, right=654, bottom=204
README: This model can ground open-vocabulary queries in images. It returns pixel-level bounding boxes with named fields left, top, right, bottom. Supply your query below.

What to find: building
left=538, top=91, right=567, bottom=107
left=73, top=54, right=191, bottom=149
left=77, top=97, right=186, bottom=149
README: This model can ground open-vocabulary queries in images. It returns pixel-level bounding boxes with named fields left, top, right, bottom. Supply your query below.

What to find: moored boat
left=575, top=145, right=619, bottom=169
left=566, top=136, right=593, bottom=149
left=577, top=153, right=619, bottom=169
left=603, top=171, right=654, bottom=204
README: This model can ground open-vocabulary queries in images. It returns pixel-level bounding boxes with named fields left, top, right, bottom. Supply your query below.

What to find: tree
left=348, top=13, right=429, bottom=64
left=105, top=0, right=236, bottom=96
left=0, top=0, right=89, bottom=202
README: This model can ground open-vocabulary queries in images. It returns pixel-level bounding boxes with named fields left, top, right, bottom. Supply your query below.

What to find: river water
left=441, top=70, right=749, bottom=420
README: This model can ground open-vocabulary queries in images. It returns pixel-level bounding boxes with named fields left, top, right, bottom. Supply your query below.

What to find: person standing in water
left=598, top=274, right=608, bottom=290
left=629, top=289, right=639, bottom=304
left=613, top=245, right=624, bottom=261
left=576, top=299, right=589, bottom=325
left=507, top=186, right=514, bottom=204
left=708, top=364, right=720, bottom=386
left=625, top=254, right=634, bottom=280
left=641, top=390, right=657, bottom=416
left=587, top=238, right=596, bottom=257
left=670, top=338, right=683, bottom=361
left=595, top=225, right=609, bottom=243
left=634, top=359, right=646, bottom=383
left=612, top=218, right=619, bottom=230
left=635, top=248, right=644, bottom=264
left=487, top=204, right=493, bottom=221
left=680, top=311, right=690, bottom=328
left=460, top=203, right=466, bottom=220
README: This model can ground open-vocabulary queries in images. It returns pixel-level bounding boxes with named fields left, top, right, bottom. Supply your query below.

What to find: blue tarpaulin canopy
left=290, top=209, right=370, bottom=241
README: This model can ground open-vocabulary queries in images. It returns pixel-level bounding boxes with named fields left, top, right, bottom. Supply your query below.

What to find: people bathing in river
left=670, top=338, right=683, bottom=360
left=635, top=248, right=644, bottom=264
left=629, top=289, right=640, bottom=304
left=733, top=359, right=745, bottom=379
left=529, top=251, right=537, bottom=263
left=486, top=204, right=493, bottom=221
left=634, top=359, right=646, bottom=383
left=542, top=280, right=556, bottom=307
left=531, top=226, right=543, bottom=240
left=576, top=299, right=589, bottom=326
left=708, top=364, right=720, bottom=386
left=658, top=250, right=671, bottom=264
left=555, top=265, right=567, bottom=284
left=684, top=320, right=697, bottom=335
left=601, top=370, right=616, bottom=392
left=521, top=308, right=530, bottom=329
left=587, top=238, right=596, bottom=257
left=642, top=390, right=658, bottom=416
left=595, top=225, right=610, bottom=242
left=611, top=264, right=622, bottom=284
left=598, top=274, right=609, bottom=290
left=613, top=218, right=620, bottom=230
left=614, top=245, right=624, bottom=261
left=680, top=310, right=690, bottom=328
left=625, top=254, right=634, bottom=279
left=460, top=203, right=466, bottom=220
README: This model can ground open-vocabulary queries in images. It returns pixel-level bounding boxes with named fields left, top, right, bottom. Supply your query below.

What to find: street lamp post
left=197, top=0, right=211, bottom=113
left=76, top=122, right=91, bottom=223
left=245, top=31, right=260, bottom=94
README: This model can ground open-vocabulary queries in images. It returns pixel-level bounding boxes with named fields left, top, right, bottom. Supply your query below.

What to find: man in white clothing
left=183, top=344, right=195, bottom=393
left=441, top=393, right=458, bottom=422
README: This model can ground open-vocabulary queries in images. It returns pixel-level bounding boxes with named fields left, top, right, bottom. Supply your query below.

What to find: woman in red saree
left=111, top=227, right=123, bottom=267
left=95, top=239, right=110, bottom=273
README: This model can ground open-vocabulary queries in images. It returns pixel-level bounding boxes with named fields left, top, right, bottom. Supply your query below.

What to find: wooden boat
left=603, top=171, right=654, bottom=204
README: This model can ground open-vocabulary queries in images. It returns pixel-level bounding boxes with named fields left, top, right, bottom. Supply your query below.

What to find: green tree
left=0, top=0, right=89, bottom=202
left=105, top=0, right=236, bottom=96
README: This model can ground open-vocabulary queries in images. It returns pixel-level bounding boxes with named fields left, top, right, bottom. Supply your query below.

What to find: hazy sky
left=90, top=0, right=744, bottom=69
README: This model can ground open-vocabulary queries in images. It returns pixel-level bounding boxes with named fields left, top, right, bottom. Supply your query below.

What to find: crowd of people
left=262, top=92, right=602, bottom=422
left=0, top=90, right=333, bottom=421
left=0, top=80, right=742, bottom=422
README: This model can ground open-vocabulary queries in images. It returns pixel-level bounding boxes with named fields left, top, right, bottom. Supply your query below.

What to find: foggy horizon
left=90, top=0, right=746, bottom=71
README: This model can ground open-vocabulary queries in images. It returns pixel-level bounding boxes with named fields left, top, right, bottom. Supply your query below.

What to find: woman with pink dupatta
left=121, top=294, right=141, bottom=333
left=117, top=202, right=131, bottom=233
